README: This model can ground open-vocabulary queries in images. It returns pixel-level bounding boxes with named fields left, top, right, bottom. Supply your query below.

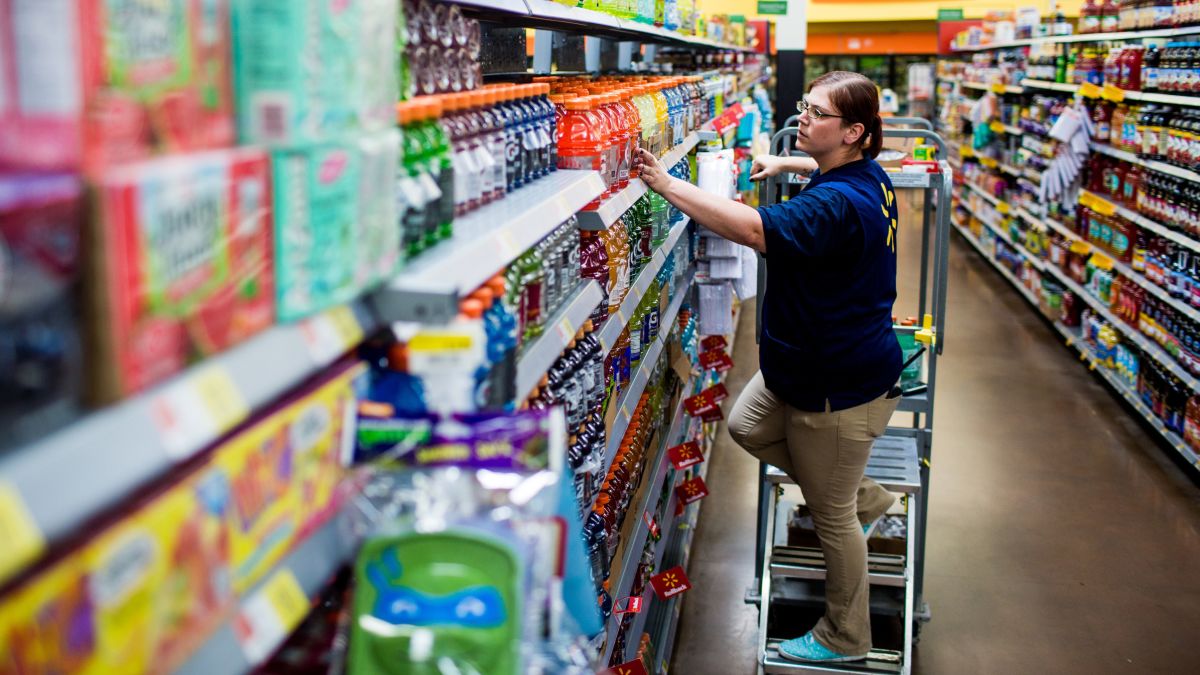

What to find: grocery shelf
left=451, top=0, right=530, bottom=15
left=511, top=0, right=754, bottom=51
left=1042, top=264, right=1200, bottom=391
left=177, top=508, right=355, bottom=674
left=597, top=216, right=692, bottom=352
left=577, top=132, right=700, bottom=231
left=1078, top=188, right=1200, bottom=254
left=979, top=212, right=1047, bottom=272
left=951, top=25, right=1200, bottom=52
left=959, top=191, right=1200, bottom=466
left=1056, top=324, right=1200, bottom=469
left=599, top=268, right=696, bottom=487
left=1089, top=141, right=1200, bottom=185
left=513, top=281, right=605, bottom=402
left=372, top=169, right=605, bottom=324
left=599, top=376, right=693, bottom=666
left=0, top=301, right=376, bottom=582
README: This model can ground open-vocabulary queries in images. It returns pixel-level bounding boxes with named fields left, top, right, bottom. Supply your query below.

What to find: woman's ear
left=843, top=122, right=865, bottom=147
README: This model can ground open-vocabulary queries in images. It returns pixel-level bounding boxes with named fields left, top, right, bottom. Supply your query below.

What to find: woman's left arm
left=638, top=148, right=766, bottom=253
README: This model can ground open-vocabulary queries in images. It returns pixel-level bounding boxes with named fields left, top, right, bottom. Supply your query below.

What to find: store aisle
left=672, top=217, right=1200, bottom=673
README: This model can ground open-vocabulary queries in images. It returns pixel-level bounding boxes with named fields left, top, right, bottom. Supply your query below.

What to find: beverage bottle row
left=1134, top=107, right=1200, bottom=170
left=1139, top=353, right=1191, bottom=434
left=402, top=0, right=483, bottom=97
left=506, top=219, right=581, bottom=345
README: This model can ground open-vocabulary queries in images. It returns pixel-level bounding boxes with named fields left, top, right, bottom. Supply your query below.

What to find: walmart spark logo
left=881, top=182, right=898, bottom=252
left=683, top=482, right=700, bottom=496
left=661, top=571, right=681, bottom=588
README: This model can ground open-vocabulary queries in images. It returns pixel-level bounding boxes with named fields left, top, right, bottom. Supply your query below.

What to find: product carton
left=231, top=0, right=398, bottom=145
left=0, top=0, right=235, bottom=173
left=272, top=131, right=399, bottom=322
left=89, top=147, right=274, bottom=401
left=0, top=174, right=85, bottom=451
left=0, top=361, right=364, bottom=673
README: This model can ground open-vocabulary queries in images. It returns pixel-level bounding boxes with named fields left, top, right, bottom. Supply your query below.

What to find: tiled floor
left=670, top=206, right=1200, bottom=674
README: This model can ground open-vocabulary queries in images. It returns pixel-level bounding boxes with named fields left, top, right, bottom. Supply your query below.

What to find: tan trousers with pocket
left=729, top=371, right=900, bottom=655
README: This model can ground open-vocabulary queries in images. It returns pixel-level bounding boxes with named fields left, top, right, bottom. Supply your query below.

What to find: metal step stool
left=757, top=433, right=922, bottom=675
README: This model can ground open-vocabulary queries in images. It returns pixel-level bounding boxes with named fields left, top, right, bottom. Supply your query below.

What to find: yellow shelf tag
left=990, top=81, right=1007, bottom=94
left=0, top=481, right=45, bottom=584
left=1079, top=82, right=1103, bottom=99
left=154, top=365, right=248, bottom=459
left=959, top=145, right=975, bottom=159
left=1101, top=84, right=1127, bottom=102
left=301, top=305, right=364, bottom=365
left=237, top=567, right=311, bottom=664
left=996, top=200, right=1011, bottom=214
left=1090, top=195, right=1117, bottom=216
left=980, top=156, right=999, bottom=169
left=409, top=332, right=474, bottom=352
left=989, top=121, right=1006, bottom=134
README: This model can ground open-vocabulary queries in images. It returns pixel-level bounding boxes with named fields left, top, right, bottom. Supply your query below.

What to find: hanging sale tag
left=700, top=407, right=725, bottom=422
left=707, top=383, right=729, bottom=402
left=683, top=390, right=717, bottom=415
left=667, top=441, right=704, bottom=470
left=701, top=335, right=727, bottom=351
left=649, top=565, right=693, bottom=600
left=676, top=476, right=710, bottom=506
left=602, top=658, right=649, bottom=675
left=613, top=596, right=644, bottom=615
left=699, top=349, right=733, bottom=373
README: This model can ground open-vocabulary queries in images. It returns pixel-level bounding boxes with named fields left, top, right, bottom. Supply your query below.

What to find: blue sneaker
left=777, top=631, right=867, bottom=663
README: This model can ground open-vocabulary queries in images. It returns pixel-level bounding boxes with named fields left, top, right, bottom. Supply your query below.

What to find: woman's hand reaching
left=749, top=154, right=785, bottom=181
left=638, top=148, right=671, bottom=194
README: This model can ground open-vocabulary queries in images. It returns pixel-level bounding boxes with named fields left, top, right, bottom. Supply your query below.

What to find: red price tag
left=667, top=441, right=704, bottom=470
left=676, top=476, right=709, bottom=506
left=613, top=596, right=644, bottom=615
left=700, top=407, right=725, bottom=422
left=701, top=335, right=727, bottom=351
left=699, top=349, right=733, bottom=373
left=649, top=565, right=693, bottom=600
left=643, top=511, right=661, bottom=540
left=601, top=658, right=649, bottom=675
left=707, top=383, right=729, bottom=402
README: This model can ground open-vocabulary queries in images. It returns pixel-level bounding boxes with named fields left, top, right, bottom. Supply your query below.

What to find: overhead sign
left=938, top=9, right=964, bottom=21
left=757, top=1, right=788, bottom=14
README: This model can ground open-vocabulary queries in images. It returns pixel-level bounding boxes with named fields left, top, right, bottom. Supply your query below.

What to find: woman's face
left=795, top=85, right=862, bottom=158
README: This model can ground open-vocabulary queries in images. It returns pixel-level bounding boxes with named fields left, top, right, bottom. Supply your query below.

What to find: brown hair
left=807, top=71, right=883, bottom=159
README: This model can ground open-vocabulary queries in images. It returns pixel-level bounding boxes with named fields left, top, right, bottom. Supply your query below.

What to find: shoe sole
left=778, top=649, right=870, bottom=664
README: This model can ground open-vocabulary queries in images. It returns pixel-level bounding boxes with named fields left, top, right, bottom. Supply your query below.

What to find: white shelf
left=1044, top=264, right=1200, bottom=391
left=1021, top=79, right=1080, bottom=93
left=1089, top=142, right=1200, bottom=185
left=513, top=281, right=605, bottom=402
left=372, top=169, right=605, bottom=324
left=177, top=509, right=356, bottom=674
left=576, top=132, right=700, bottom=231
left=952, top=25, right=1200, bottom=52
left=961, top=81, right=1025, bottom=94
left=520, top=0, right=753, bottom=51
left=954, top=221, right=1200, bottom=472
left=0, top=300, right=376, bottom=584
left=1078, top=189, right=1200, bottom=254
left=1023, top=79, right=1200, bottom=107
left=599, top=375, right=694, bottom=666
left=597, top=216, right=692, bottom=352
left=598, top=268, right=695, bottom=488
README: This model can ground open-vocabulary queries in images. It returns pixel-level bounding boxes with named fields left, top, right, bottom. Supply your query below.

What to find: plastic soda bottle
left=557, top=97, right=609, bottom=209
left=419, top=97, right=456, bottom=246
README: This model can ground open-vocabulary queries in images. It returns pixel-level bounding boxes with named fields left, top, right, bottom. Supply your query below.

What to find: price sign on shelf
left=1101, top=84, right=1126, bottom=102
left=989, top=82, right=1007, bottom=94
left=699, top=349, right=733, bottom=373
left=0, top=482, right=45, bottom=583
left=236, top=567, right=310, bottom=664
left=996, top=200, right=1011, bottom=215
left=676, top=476, right=710, bottom=506
left=979, top=156, right=998, bottom=169
left=988, top=121, right=1006, bottom=134
left=153, top=365, right=248, bottom=460
left=1079, top=82, right=1102, bottom=99
left=300, top=305, right=363, bottom=364
left=667, top=441, right=704, bottom=470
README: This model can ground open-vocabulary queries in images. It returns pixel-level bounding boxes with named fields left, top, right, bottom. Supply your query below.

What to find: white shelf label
left=153, top=366, right=248, bottom=460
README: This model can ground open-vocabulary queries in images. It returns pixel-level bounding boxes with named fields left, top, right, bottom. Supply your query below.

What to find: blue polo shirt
left=756, top=158, right=902, bottom=412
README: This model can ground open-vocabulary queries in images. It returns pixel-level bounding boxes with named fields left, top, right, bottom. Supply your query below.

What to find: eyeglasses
left=796, top=99, right=844, bottom=120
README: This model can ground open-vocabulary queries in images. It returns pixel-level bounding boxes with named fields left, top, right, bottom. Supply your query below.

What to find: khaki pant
left=728, top=371, right=900, bottom=655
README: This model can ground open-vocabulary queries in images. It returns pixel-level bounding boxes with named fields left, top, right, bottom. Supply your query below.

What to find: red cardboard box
left=89, top=147, right=274, bottom=401
left=0, top=0, right=234, bottom=173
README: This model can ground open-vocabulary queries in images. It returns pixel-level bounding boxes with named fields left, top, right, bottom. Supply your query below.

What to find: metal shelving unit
left=1088, top=142, right=1200, bottom=185
left=1022, top=78, right=1200, bottom=107
left=952, top=25, right=1200, bottom=52
left=372, top=170, right=605, bottom=324
left=952, top=219, right=1200, bottom=470
left=0, top=300, right=376, bottom=583
left=597, top=268, right=696, bottom=486
left=513, top=281, right=605, bottom=401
